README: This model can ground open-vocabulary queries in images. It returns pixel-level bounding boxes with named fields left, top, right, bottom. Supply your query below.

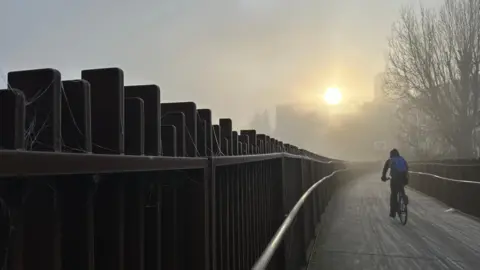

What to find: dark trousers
left=390, top=178, right=406, bottom=214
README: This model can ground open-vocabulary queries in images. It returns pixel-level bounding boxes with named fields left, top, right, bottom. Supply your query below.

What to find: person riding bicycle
left=381, top=149, right=409, bottom=218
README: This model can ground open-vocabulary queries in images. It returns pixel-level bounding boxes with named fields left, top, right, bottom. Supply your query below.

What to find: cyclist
left=381, top=148, right=409, bottom=218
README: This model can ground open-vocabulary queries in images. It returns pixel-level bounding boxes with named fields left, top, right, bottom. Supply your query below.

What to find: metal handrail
left=0, top=150, right=341, bottom=177
left=251, top=169, right=477, bottom=270
left=410, top=171, right=480, bottom=185
left=410, top=162, right=480, bottom=167
left=251, top=169, right=347, bottom=270
left=213, top=153, right=335, bottom=166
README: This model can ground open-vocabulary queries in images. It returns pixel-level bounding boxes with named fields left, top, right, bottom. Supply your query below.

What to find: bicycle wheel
left=397, top=194, right=408, bottom=225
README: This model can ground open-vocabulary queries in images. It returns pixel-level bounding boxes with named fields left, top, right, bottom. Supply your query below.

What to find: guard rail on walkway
left=4, top=67, right=476, bottom=270
left=251, top=164, right=375, bottom=270
left=410, top=162, right=480, bottom=218
left=0, top=67, right=370, bottom=270
left=252, top=161, right=480, bottom=270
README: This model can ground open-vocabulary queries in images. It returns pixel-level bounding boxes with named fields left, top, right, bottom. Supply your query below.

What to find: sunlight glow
left=323, top=87, right=342, bottom=105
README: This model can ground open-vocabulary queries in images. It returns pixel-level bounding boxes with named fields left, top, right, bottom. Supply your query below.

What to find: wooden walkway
left=308, top=174, right=480, bottom=270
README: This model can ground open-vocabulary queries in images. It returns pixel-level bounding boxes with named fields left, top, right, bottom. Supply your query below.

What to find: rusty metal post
left=125, top=97, right=145, bottom=155
left=9, top=69, right=62, bottom=152
left=162, top=102, right=197, bottom=157
left=58, top=176, right=95, bottom=270
left=0, top=89, right=25, bottom=150
left=123, top=124, right=147, bottom=270
left=232, top=131, right=239, bottom=156
left=61, top=80, right=92, bottom=153
left=219, top=118, right=232, bottom=156
left=144, top=177, right=162, bottom=270
left=198, top=120, right=207, bottom=156
left=21, top=179, right=61, bottom=270
left=213, top=125, right=221, bottom=156
left=82, top=68, right=124, bottom=154
left=125, top=85, right=161, bottom=156
left=161, top=125, right=177, bottom=157
left=162, top=112, right=185, bottom=157
left=94, top=175, right=125, bottom=270
left=198, top=109, right=212, bottom=157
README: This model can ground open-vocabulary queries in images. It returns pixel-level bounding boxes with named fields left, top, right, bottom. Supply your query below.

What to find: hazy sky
left=0, top=0, right=440, bottom=128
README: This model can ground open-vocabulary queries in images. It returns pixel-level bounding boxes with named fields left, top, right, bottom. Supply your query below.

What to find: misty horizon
left=3, top=0, right=476, bottom=161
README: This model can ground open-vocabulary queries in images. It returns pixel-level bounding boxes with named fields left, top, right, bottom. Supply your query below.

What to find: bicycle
left=385, top=177, right=408, bottom=225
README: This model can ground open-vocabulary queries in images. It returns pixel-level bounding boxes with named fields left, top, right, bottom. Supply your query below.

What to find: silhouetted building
left=273, top=103, right=327, bottom=151
left=249, top=110, right=272, bottom=135
left=374, top=73, right=386, bottom=101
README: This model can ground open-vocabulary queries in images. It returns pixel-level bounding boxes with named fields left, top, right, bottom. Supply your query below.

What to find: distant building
left=273, top=103, right=328, bottom=151
left=249, top=110, right=272, bottom=135
left=374, top=73, right=386, bottom=101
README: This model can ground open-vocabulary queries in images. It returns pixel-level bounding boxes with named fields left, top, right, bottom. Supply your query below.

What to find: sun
left=323, top=87, right=342, bottom=105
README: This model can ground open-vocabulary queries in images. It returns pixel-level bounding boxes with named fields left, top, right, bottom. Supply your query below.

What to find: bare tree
left=395, top=104, right=455, bottom=159
left=385, top=0, right=480, bottom=157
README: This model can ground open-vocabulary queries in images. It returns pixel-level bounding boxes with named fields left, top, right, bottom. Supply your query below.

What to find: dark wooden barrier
left=0, top=66, right=365, bottom=270
left=409, top=162, right=480, bottom=218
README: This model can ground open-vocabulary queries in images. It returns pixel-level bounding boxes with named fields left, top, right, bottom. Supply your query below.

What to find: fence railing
left=409, top=162, right=480, bottom=219
left=251, top=164, right=376, bottom=270
left=3, top=67, right=479, bottom=270
left=0, top=67, right=371, bottom=270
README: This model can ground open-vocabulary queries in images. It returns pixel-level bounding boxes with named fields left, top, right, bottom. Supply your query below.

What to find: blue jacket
left=382, top=156, right=409, bottom=180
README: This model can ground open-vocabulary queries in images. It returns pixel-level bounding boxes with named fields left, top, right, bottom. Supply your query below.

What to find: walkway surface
left=308, top=174, right=480, bottom=270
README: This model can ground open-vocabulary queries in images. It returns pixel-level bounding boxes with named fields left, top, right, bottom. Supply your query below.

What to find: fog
left=3, top=0, right=479, bottom=161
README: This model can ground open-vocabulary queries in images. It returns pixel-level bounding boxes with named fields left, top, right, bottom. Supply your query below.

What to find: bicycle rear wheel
left=397, top=194, right=408, bottom=225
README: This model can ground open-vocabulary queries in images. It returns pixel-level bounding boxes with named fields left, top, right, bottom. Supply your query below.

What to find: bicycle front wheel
left=398, top=195, right=408, bottom=225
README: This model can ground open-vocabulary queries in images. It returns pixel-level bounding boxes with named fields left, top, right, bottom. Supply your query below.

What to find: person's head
left=390, top=148, right=400, bottom=158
